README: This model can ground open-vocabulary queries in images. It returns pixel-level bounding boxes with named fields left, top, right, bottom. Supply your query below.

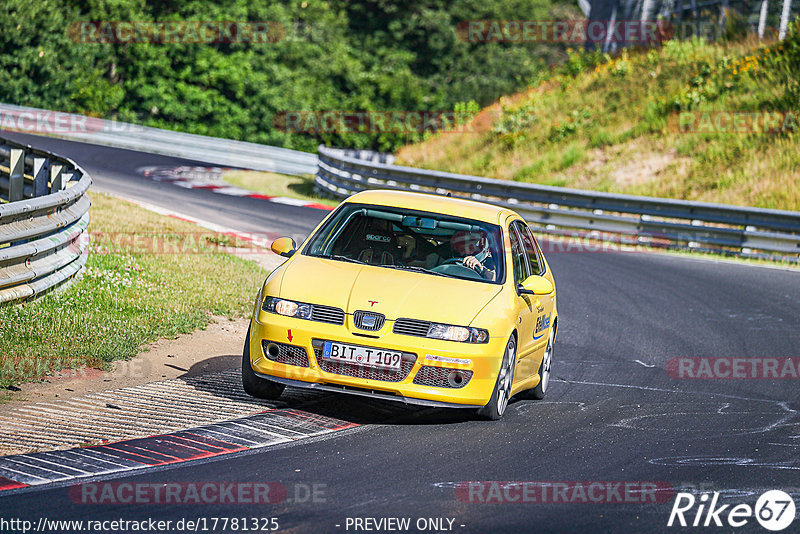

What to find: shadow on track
left=181, top=359, right=514, bottom=426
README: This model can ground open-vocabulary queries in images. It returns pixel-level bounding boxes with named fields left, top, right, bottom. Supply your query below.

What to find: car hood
left=278, top=255, right=502, bottom=326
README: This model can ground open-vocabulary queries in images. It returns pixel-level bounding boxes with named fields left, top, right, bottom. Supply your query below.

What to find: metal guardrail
left=315, top=145, right=800, bottom=262
left=0, top=103, right=318, bottom=176
left=0, top=136, right=91, bottom=303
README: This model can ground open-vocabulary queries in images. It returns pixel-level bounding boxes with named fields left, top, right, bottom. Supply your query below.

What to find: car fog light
left=447, top=370, right=466, bottom=388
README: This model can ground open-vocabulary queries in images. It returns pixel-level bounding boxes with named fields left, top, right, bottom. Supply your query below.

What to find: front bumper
left=248, top=311, right=505, bottom=407
left=252, top=374, right=484, bottom=409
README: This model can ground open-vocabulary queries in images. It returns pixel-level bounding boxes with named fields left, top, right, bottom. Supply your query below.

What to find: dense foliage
left=0, top=0, right=575, bottom=151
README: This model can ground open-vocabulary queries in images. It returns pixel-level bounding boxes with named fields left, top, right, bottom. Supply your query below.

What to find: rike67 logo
left=668, top=490, right=796, bottom=531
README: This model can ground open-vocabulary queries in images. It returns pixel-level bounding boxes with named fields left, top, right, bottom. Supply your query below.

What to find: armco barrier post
left=9, top=149, right=24, bottom=202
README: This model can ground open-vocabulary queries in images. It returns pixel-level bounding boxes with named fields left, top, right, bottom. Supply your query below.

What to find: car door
left=508, top=220, right=537, bottom=380
left=518, top=222, right=556, bottom=358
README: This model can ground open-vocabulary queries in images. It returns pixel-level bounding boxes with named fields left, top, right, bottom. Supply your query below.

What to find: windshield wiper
left=322, top=254, right=366, bottom=264
left=379, top=264, right=458, bottom=279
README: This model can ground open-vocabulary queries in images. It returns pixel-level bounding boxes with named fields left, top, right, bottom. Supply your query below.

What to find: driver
left=450, top=229, right=496, bottom=281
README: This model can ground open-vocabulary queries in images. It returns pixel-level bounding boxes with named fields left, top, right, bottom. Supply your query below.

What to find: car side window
left=509, top=224, right=527, bottom=285
left=519, top=224, right=543, bottom=276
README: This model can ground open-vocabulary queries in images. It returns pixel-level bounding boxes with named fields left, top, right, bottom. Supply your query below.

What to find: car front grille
left=353, top=310, right=385, bottom=331
left=310, top=304, right=346, bottom=325
left=262, top=340, right=309, bottom=367
left=393, top=318, right=431, bottom=338
left=413, top=366, right=473, bottom=389
left=313, top=347, right=416, bottom=382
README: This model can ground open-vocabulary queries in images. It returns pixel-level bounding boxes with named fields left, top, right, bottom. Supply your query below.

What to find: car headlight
left=263, top=297, right=313, bottom=319
left=427, top=323, right=489, bottom=344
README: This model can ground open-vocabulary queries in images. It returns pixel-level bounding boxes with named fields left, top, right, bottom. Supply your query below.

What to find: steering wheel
left=431, top=261, right=484, bottom=280
left=440, top=257, right=481, bottom=271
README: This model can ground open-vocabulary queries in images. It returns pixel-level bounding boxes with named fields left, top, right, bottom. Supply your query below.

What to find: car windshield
left=304, top=203, right=505, bottom=284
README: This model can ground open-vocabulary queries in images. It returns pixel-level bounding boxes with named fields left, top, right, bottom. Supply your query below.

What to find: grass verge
left=223, top=171, right=339, bottom=207
left=396, top=25, right=800, bottom=212
left=0, top=193, right=267, bottom=388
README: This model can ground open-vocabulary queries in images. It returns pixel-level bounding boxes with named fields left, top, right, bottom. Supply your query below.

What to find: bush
left=661, top=37, right=710, bottom=63
left=766, top=19, right=800, bottom=105
left=722, top=8, right=749, bottom=42
left=0, top=0, right=580, bottom=153
left=561, top=48, right=607, bottom=76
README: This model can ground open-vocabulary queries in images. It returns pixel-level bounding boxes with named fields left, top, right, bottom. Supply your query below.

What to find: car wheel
left=241, top=327, right=286, bottom=400
left=529, top=324, right=554, bottom=400
left=477, top=335, right=517, bottom=420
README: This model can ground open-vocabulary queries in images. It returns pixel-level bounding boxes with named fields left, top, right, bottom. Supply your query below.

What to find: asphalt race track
left=0, top=131, right=319, bottom=242
left=1, top=131, right=799, bottom=533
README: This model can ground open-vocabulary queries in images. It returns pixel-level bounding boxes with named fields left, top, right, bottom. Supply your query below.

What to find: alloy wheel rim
left=541, top=330, right=553, bottom=393
left=497, top=339, right=515, bottom=415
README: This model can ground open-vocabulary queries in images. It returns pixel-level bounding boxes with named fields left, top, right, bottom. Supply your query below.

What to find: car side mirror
left=518, top=276, right=554, bottom=296
left=271, top=237, right=297, bottom=258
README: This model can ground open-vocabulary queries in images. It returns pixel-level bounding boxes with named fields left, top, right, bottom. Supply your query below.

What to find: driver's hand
left=463, top=256, right=481, bottom=270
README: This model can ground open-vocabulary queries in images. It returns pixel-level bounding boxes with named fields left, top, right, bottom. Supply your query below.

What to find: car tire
left=241, top=327, right=286, bottom=400
left=529, top=324, right=554, bottom=400
left=477, top=335, right=517, bottom=421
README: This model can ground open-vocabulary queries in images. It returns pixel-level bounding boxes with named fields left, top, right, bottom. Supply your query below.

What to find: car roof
left=343, top=190, right=516, bottom=225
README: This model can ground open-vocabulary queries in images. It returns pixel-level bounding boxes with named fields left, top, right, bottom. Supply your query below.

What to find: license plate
left=322, top=341, right=402, bottom=371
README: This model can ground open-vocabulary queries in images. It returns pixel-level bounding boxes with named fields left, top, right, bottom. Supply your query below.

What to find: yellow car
left=243, top=190, right=558, bottom=419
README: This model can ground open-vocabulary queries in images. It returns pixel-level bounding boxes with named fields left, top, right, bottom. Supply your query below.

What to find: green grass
left=396, top=26, right=800, bottom=212
left=223, top=171, right=340, bottom=207
left=0, top=193, right=267, bottom=388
